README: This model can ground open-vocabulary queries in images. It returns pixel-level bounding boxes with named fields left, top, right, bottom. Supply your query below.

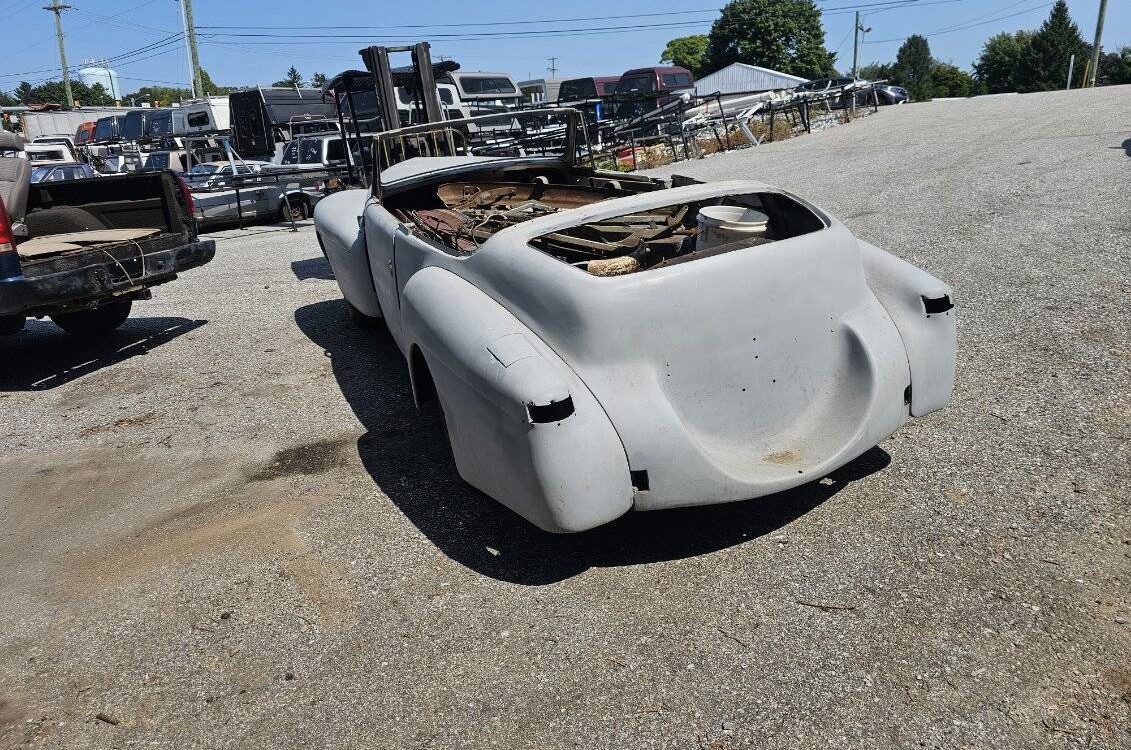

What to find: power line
left=865, top=0, right=1053, bottom=43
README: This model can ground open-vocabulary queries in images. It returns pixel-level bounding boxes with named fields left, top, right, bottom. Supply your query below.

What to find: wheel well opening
left=409, top=345, right=437, bottom=409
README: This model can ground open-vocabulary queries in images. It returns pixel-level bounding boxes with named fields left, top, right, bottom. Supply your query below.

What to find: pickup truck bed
left=1, top=171, right=215, bottom=334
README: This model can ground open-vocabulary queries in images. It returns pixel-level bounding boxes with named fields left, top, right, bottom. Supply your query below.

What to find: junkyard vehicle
left=91, top=114, right=126, bottom=145
left=556, top=76, right=621, bottom=103
left=0, top=131, right=214, bottom=336
left=187, top=160, right=318, bottom=226
left=25, top=142, right=76, bottom=166
left=228, top=87, right=338, bottom=161
left=313, top=110, right=957, bottom=533
left=31, top=135, right=77, bottom=151
left=436, top=70, right=522, bottom=116
left=173, top=96, right=231, bottom=136
left=30, top=162, right=98, bottom=183
left=74, top=121, right=97, bottom=147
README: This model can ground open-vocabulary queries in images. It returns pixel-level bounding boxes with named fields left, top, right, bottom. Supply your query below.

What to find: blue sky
left=0, top=0, right=1125, bottom=93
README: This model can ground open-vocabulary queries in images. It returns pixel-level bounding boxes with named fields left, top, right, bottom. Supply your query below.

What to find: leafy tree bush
left=660, top=35, right=709, bottom=77
left=1017, top=1, right=1088, bottom=92
left=892, top=35, right=933, bottom=100
left=706, top=0, right=837, bottom=79
left=273, top=66, right=304, bottom=88
left=974, top=31, right=1034, bottom=93
left=1097, top=46, right=1131, bottom=86
left=931, top=63, right=975, bottom=97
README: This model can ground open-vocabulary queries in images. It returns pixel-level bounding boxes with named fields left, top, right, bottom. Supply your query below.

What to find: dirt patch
left=1106, top=667, right=1131, bottom=704
left=764, top=449, right=803, bottom=465
left=79, top=410, right=159, bottom=437
left=244, top=436, right=355, bottom=482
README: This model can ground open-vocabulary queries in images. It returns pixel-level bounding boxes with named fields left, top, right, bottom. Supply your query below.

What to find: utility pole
left=43, top=1, right=73, bottom=107
left=1066, top=54, right=1075, bottom=90
left=178, top=0, right=195, bottom=97
left=181, top=0, right=204, bottom=98
left=547, top=57, right=558, bottom=77
left=1087, top=0, right=1107, bottom=87
left=851, top=13, right=871, bottom=78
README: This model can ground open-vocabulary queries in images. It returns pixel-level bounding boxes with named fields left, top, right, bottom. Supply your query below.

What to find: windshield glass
left=459, top=76, right=516, bottom=95
left=29, top=166, right=52, bottom=182
left=190, top=163, right=220, bottom=174
left=616, top=74, right=655, bottom=93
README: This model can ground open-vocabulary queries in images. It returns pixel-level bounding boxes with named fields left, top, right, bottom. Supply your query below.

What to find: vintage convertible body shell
left=315, top=157, right=956, bottom=532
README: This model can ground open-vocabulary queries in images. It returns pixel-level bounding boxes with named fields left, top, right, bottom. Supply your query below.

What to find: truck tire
left=0, top=315, right=25, bottom=336
left=280, top=197, right=308, bottom=222
left=50, top=299, right=133, bottom=335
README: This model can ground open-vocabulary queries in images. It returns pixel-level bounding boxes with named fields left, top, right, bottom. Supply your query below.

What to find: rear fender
left=859, top=240, right=956, bottom=416
left=313, top=189, right=382, bottom=318
left=401, top=266, right=633, bottom=532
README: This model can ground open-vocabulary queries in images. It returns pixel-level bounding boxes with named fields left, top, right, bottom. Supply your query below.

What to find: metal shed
left=694, top=63, right=808, bottom=96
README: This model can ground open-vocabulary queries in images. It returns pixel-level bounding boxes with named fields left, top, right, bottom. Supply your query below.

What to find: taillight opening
left=173, top=172, right=195, bottom=220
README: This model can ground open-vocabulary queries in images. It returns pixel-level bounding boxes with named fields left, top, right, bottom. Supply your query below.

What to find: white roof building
left=694, top=63, right=809, bottom=96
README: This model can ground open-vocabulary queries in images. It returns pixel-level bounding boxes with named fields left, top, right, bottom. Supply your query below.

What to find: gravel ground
left=1, top=86, right=1128, bottom=749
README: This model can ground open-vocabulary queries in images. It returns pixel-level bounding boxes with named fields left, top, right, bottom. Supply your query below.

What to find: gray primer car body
left=314, top=113, right=956, bottom=532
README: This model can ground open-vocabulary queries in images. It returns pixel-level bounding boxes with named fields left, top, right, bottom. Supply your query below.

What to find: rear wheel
left=50, top=299, right=133, bottom=335
left=282, top=197, right=308, bottom=222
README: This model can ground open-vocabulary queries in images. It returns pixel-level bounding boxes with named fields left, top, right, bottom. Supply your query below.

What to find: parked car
left=874, top=84, right=910, bottom=104
left=74, top=121, right=97, bottom=147
left=0, top=129, right=214, bottom=336
left=313, top=110, right=957, bottom=532
left=24, top=142, right=76, bottom=165
left=30, top=162, right=98, bottom=183
left=185, top=159, right=274, bottom=191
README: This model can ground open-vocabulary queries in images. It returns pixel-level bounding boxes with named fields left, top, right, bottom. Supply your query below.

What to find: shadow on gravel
left=1119, top=138, right=1131, bottom=157
left=0, top=316, right=206, bottom=391
left=291, top=256, right=335, bottom=281
left=296, top=298, right=890, bottom=585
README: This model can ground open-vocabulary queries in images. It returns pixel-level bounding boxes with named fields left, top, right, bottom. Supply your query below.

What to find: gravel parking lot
left=1, top=86, right=1128, bottom=749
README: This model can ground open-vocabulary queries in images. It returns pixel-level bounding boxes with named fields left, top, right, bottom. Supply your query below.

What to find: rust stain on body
left=764, top=449, right=803, bottom=465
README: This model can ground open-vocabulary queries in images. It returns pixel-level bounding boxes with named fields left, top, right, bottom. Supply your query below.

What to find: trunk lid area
left=483, top=181, right=912, bottom=508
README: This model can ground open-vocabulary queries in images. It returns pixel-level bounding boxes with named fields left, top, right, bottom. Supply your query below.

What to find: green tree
left=706, top=0, right=837, bottom=79
left=974, top=31, right=1033, bottom=93
left=660, top=35, right=710, bottom=77
left=198, top=68, right=235, bottom=96
left=0, top=90, right=17, bottom=107
left=930, top=62, right=975, bottom=97
left=21, top=79, right=113, bottom=106
left=310, top=72, right=328, bottom=88
left=857, top=62, right=894, bottom=81
left=1017, top=0, right=1088, bottom=92
left=1096, top=46, right=1131, bottom=86
left=125, top=85, right=192, bottom=106
left=273, top=66, right=304, bottom=88
left=891, top=35, right=933, bottom=100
